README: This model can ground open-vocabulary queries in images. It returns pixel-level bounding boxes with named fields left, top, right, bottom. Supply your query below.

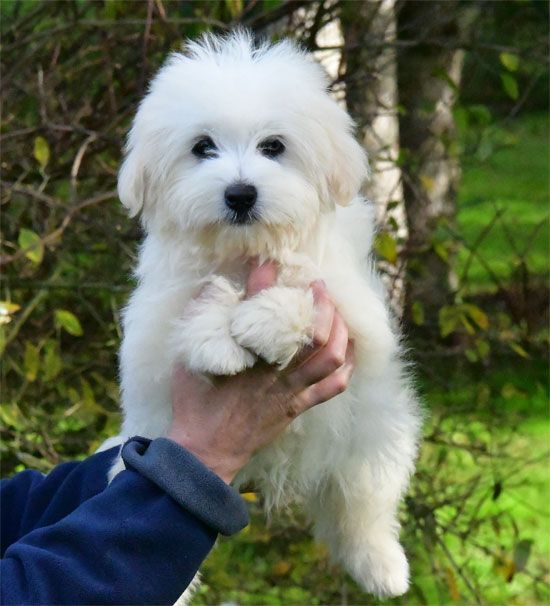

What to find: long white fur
left=114, top=31, right=421, bottom=600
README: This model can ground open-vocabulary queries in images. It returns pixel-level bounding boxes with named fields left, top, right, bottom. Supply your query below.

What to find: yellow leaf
left=33, top=136, right=50, bottom=169
left=374, top=232, right=398, bottom=265
left=241, top=492, right=258, bottom=503
left=465, top=304, right=489, bottom=330
left=271, top=560, right=291, bottom=577
left=494, top=554, right=516, bottom=582
left=419, top=174, right=435, bottom=192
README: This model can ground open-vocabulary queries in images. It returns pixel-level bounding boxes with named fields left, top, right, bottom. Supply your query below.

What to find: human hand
left=167, top=260, right=355, bottom=483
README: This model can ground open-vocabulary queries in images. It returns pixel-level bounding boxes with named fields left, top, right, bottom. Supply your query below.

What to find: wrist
left=166, top=430, right=243, bottom=484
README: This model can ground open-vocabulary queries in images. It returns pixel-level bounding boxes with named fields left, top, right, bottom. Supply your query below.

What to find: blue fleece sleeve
left=1, top=448, right=117, bottom=551
left=1, top=438, right=249, bottom=605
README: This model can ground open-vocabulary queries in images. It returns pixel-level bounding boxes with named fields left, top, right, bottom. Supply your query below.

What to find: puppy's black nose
left=224, top=183, right=257, bottom=214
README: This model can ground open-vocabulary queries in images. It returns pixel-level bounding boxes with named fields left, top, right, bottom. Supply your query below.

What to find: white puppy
left=115, top=31, right=421, bottom=598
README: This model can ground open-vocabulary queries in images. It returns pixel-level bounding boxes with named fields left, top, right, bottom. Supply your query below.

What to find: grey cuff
left=121, top=436, right=249, bottom=536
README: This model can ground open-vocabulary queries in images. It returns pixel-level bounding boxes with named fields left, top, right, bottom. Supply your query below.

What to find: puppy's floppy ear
left=118, top=144, right=148, bottom=218
left=325, top=117, right=369, bottom=206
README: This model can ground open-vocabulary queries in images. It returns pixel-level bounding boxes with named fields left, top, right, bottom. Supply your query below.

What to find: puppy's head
left=119, top=31, right=367, bottom=256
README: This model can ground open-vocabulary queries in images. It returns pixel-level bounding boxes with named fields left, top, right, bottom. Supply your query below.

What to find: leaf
left=271, top=560, right=291, bottom=577
left=495, top=555, right=516, bottom=582
left=42, top=341, right=62, bottom=380
left=33, top=136, right=50, bottom=169
left=468, top=104, right=492, bottom=126
left=501, top=73, right=519, bottom=101
left=419, top=174, right=435, bottom=192
left=460, top=314, right=476, bottom=335
left=0, top=301, right=20, bottom=325
left=0, top=403, right=23, bottom=428
left=439, top=306, right=461, bottom=338
left=465, top=348, right=478, bottom=363
left=513, top=539, right=533, bottom=573
left=476, top=339, right=490, bottom=359
left=241, top=492, right=258, bottom=503
left=509, top=342, right=529, bottom=358
left=500, top=52, right=519, bottom=72
left=465, top=304, right=489, bottom=330
left=55, top=309, right=83, bottom=336
left=80, top=378, right=97, bottom=410
left=411, top=301, right=425, bottom=326
left=374, top=232, right=398, bottom=265
left=24, top=342, right=40, bottom=382
left=18, top=228, right=44, bottom=265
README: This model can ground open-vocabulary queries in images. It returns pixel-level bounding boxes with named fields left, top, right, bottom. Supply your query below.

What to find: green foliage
left=457, top=113, right=549, bottom=291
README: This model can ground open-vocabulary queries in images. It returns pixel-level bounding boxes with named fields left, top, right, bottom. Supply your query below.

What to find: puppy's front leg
left=230, top=286, right=315, bottom=369
left=171, top=276, right=256, bottom=376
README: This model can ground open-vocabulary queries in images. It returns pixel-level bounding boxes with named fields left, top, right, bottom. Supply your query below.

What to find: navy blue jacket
left=1, top=437, right=249, bottom=605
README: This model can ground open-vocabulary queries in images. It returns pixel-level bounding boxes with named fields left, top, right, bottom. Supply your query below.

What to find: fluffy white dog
left=114, top=31, right=421, bottom=598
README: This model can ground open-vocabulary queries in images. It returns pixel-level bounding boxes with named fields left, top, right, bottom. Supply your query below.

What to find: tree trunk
left=397, top=0, right=469, bottom=336
left=341, top=0, right=407, bottom=312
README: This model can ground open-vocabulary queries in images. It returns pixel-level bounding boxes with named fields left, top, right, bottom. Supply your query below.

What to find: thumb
left=246, top=258, right=278, bottom=297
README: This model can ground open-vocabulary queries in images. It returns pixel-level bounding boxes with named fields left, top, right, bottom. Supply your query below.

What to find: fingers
left=287, top=309, right=348, bottom=389
left=300, top=340, right=355, bottom=410
left=289, top=280, right=335, bottom=369
left=246, top=258, right=278, bottom=297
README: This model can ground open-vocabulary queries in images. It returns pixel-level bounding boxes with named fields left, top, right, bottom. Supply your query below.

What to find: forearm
left=1, top=438, right=249, bottom=606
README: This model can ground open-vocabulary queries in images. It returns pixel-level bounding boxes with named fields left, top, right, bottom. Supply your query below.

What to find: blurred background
left=1, top=1, right=548, bottom=604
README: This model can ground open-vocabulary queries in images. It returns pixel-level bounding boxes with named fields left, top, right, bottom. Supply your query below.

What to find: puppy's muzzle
left=224, top=182, right=258, bottom=224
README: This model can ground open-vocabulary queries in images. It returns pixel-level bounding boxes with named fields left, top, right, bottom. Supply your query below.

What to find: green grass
left=457, top=113, right=549, bottom=293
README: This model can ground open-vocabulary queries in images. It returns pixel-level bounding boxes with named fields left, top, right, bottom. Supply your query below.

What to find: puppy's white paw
left=348, top=538, right=409, bottom=598
left=230, top=286, right=314, bottom=369
left=172, top=276, right=256, bottom=376
left=182, top=332, right=256, bottom=376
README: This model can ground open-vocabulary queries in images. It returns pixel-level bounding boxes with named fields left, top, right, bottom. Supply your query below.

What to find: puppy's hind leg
left=308, top=461, right=412, bottom=598
left=172, top=276, right=256, bottom=376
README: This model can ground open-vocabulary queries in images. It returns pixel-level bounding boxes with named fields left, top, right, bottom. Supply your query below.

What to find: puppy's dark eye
left=192, top=136, right=217, bottom=159
left=259, top=137, right=285, bottom=159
